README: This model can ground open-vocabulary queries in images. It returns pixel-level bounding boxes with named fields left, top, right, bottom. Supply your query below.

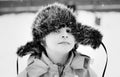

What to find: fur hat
left=17, top=2, right=103, bottom=57
left=32, top=2, right=77, bottom=41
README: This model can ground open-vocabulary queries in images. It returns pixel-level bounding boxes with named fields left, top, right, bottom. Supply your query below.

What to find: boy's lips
left=58, top=41, right=70, bottom=44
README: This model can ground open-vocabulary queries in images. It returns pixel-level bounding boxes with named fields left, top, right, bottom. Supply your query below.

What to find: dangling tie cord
left=17, top=56, right=19, bottom=75
left=101, top=42, right=108, bottom=77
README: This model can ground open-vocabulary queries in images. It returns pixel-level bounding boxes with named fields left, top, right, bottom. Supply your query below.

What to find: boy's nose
left=62, top=35, right=68, bottom=38
left=61, top=32, right=69, bottom=38
left=61, top=28, right=69, bottom=39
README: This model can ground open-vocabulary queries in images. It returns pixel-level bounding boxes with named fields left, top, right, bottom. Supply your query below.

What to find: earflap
left=74, top=23, right=103, bottom=49
left=16, top=41, right=44, bottom=57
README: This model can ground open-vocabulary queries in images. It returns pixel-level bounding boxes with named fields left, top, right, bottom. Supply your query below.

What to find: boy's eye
left=66, top=29, right=71, bottom=33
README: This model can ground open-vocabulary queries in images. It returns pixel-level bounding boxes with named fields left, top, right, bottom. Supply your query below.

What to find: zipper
left=58, top=64, right=65, bottom=77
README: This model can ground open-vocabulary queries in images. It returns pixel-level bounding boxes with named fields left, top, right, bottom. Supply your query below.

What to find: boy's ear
left=75, top=23, right=103, bottom=49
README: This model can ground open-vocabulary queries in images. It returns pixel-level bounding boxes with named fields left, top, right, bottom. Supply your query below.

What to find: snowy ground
left=0, top=11, right=120, bottom=77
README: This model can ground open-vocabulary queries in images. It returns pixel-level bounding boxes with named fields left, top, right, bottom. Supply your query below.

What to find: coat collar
left=41, top=51, right=90, bottom=69
left=41, top=51, right=74, bottom=67
left=26, top=52, right=90, bottom=77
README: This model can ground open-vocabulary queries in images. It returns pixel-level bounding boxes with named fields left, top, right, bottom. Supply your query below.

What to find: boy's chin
left=55, top=47, right=73, bottom=52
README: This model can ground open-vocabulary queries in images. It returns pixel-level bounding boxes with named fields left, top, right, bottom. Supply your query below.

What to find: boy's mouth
left=58, top=41, right=70, bottom=44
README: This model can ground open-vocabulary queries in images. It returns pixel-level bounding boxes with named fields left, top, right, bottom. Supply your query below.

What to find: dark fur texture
left=73, top=23, right=103, bottom=49
left=17, top=2, right=103, bottom=57
left=16, top=41, right=45, bottom=57
left=32, top=3, right=76, bottom=41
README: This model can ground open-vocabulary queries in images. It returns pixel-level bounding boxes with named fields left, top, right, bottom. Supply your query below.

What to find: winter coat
left=17, top=52, right=97, bottom=77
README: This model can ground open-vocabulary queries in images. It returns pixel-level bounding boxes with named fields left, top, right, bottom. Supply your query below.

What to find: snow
left=0, top=11, right=120, bottom=77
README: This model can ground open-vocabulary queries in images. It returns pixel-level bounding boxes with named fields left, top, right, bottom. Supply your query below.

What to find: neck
left=45, top=48, right=69, bottom=65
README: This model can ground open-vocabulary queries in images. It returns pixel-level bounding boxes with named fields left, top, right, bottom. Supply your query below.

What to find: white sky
left=0, top=11, right=120, bottom=77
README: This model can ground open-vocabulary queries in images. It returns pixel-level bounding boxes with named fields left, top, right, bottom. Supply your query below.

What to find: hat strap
left=101, top=42, right=108, bottom=77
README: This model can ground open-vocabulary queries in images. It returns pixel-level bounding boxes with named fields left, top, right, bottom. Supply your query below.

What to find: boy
left=17, top=2, right=102, bottom=77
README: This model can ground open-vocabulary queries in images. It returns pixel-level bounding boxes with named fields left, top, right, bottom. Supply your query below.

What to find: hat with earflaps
left=16, top=2, right=103, bottom=57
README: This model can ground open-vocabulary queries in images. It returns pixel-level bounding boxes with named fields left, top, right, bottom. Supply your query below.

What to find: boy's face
left=43, top=27, right=76, bottom=53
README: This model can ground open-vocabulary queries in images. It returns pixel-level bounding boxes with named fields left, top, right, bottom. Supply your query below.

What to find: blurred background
left=0, top=0, right=120, bottom=77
